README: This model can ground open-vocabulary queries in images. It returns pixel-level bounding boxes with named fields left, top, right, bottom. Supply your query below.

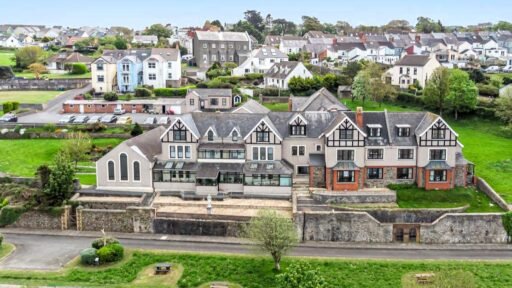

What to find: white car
left=503, top=66, right=512, bottom=73
left=144, top=117, right=157, bottom=125
left=113, top=108, right=126, bottom=115
left=87, top=115, right=101, bottom=123
left=157, top=117, right=170, bottom=125
left=181, top=54, right=193, bottom=61
left=58, top=115, right=75, bottom=124
left=485, top=66, right=501, bottom=73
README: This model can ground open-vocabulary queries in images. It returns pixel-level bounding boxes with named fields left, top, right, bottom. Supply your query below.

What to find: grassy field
left=392, top=184, right=503, bottom=212
left=0, top=243, right=15, bottom=261
left=0, top=139, right=123, bottom=185
left=0, top=251, right=511, bottom=287
left=342, top=99, right=423, bottom=112
left=0, top=91, right=63, bottom=104
left=0, top=51, right=14, bottom=66
left=263, top=102, right=289, bottom=112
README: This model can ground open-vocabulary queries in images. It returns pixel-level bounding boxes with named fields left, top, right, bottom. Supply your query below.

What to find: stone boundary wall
left=0, top=132, right=130, bottom=140
left=0, top=79, right=90, bottom=91
left=298, top=211, right=394, bottom=243
left=335, top=206, right=468, bottom=223
left=77, top=207, right=154, bottom=233
left=156, top=212, right=252, bottom=222
left=8, top=206, right=70, bottom=230
left=312, top=192, right=396, bottom=204
left=421, top=213, right=507, bottom=244
left=477, top=178, right=510, bottom=211
left=261, top=96, right=289, bottom=103
left=153, top=217, right=246, bottom=237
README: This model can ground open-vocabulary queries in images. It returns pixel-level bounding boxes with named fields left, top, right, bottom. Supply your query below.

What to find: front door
left=79, top=104, right=84, bottom=114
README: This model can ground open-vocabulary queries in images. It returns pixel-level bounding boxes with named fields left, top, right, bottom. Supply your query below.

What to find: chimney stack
left=356, top=107, right=364, bottom=128
left=288, top=96, right=293, bottom=112
left=415, top=34, right=421, bottom=43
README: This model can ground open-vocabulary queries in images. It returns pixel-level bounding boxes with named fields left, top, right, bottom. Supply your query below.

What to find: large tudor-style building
left=95, top=93, right=473, bottom=197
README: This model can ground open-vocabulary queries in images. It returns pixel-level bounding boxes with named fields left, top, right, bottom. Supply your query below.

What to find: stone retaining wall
left=77, top=207, right=154, bottom=233
left=153, top=218, right=245, bottom=237
left=476, top=178, right=510, bottom=211
left=0, top=79, right=90, bottom=90
left=313, top=192, right=396, bottom=204
left=421, top=213, right=507, bottom=244
left=8, top=206, right=70, bottom=230
left=336, top=207, right=468, bottom=223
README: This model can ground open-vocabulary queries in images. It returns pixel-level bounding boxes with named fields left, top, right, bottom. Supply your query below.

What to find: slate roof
left=150, top=48, right=180, bottom=61
left=232, top=99, right=270, bottom=114
left=387, top=112, right=427, bottom=146
left=332, top=42, right=366, bottom=51
left=395, top=55, right=431, bottom=66
left=280, top=36, right=308, bottom=47
left=195, top=31, right=249, bottom=42
left=127, top=126, right=166, bottom=160
left=264, top=61, right=302, bottom=80
left=189, top=89, right=232, bottom=100
left=253, top=46, right=288, bottom=59
left=291, top=88, right=349, bottom=112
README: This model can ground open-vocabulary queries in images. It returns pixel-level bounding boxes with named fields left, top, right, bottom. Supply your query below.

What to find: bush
left=397, top=92, right=424, bottom=106
left=0, top=206, right=26, bottom=227
left=86, top=122, right=106, bottom=133
left=2, top=102, right=13, bottom=113
left=477, top=83, right=499, bottom=97
left=245, top=73, right=264, bottom=81
left=91, top=237, right=120, bottom=249
left=0, top=233, right=3, bottom=247
left=154, top=87, right=188, bottom=97
left=97, top=243, right=124, bottom=263
left=134, top=87, right=152, bottom=97
left=103, top=92, right=118, bottom=101
left=131, top=123, right=143, bottom=136
left=254, top=88, right=291, bottom=97
left=70, top=63, right=88, bottom=75
left=80, top=248, right=98, bottom=265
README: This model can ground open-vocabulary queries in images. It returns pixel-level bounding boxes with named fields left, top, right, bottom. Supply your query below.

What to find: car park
left=100, top=115, right=117, bottom=123
left=117, top=116, right=133, bottom=125
left=73, top=115, right=89, bottom=124
left=113, top=108, right=126, bottom=115
left=87, top=115, right=101, bottom=124
left=0, top=113, right=18, bottom=122
left=157, top=117, right=170, bottom=125
left=144, top=117, right=157, bottom=124
left=58, top=115, right=76, bottom=124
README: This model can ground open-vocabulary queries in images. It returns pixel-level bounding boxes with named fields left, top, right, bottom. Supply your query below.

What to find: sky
left=0, top=0, right=510, bottom=30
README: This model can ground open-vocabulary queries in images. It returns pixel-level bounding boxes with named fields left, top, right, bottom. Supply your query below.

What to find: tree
left=271, top=19, right=297, bottom=36
left=496, top=88, right=512, bottom=125
left=131, top=123, right=143, bottom=137
left=113, top=36, right=128, bottom=49
left=27, top=63, right=47, bottom=79
left=468, top=69, right=486, bottom=83
left=415, top=17, right=444, bottom=33
left=232, top=20, right=264, bottom=43
left=335, top=21, right=352, bottom=35
left=447, top=69, right=478, bottom=120
left=62, top=132, right=92, bottom=168
left=301, top=16, right=324, bottom=34
left=245, top=210, right=298, bottom=271
left=323, top=23, right=337, bottom=34
left=493, top=21, right=512, bottom=32
left=423, top=67, right=450, bottom=115
left=210, top=20, right=224, bottom=31
left=352, top=72, right=370, bottom=104
left=70, top=63, right=88, bottom=75
left=276, top=262, right=327, bottom=288
left=342, top=61, right=362, bottom=80
left=14, top=46, right=44, bottom=69
left=36, top=165, right=52, bottom=189
left=502, top=212, right=512, bottom=243
left=383, top=19, right=411, bottom=32
left=43, top=151, right=75, bottom=206
left=143, top=24, right=171, bottom=39
left=244, top=10, right=264, bottom=32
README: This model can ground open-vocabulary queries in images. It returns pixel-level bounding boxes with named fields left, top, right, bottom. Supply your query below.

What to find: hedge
left=154, top=88, right=188, bottom=97
left=103, top=92, right=118, bottom=101
left=92, top=237, right=120, bottom=249
left=134, top=87, right=152, bottom=97
left=97, top=243, right=124, bottom=263
left=80, top=248, right=98, bottom=265
left=70, top=63, right=88, bottom=75
left=2, top=101, right=19, bottom=113
left=477, top=84, right=499, bottom=97
left=397, top=92, right=424, bottom=106
left=0, top=206, right=26, bottom=227
left=253, top=88, right=291, bottom=97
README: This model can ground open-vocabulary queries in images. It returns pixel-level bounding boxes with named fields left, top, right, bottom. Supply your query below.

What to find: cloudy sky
left=1, top=0, right=510, bottom=29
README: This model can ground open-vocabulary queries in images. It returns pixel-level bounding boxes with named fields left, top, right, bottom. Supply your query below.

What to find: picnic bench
left=415, top=273, right=435, bottom=285
left=210, top=282, right=229, bottom=288
left=154, top=262, right=172, bottom=275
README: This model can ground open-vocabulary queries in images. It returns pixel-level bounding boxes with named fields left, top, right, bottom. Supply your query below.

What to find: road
left=1, top=233, right=512, bottom=271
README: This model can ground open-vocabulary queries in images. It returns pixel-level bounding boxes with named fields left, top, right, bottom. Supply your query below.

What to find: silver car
left=157, top=117, right=170, bottom=125
left=58, top=115, right=75, bottom=124
left=87, top=115, right=101, bottom=123
left=73, top=115, right=89, bottom=123
left=144, top=117, right=157, bottom=125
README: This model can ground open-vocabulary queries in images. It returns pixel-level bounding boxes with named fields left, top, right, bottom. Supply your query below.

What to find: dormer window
left=396, top=124, right=411, bottom=137
left=289, top=115, right=307, bottom=136
left=232, top=130, right=239, bottom=141
left=432, top=127, right=445, bottom=139
left=207, top=130, right=214, bottom=141
left=367, top=124, right=382, bottom=137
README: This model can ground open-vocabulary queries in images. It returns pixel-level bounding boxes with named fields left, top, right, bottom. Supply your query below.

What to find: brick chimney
left=358, top=32, right=367, bottom=43
left=356, top=107, right=364, bottom=129
left=288, top=97, right=293, bottom=112
left=332, top=37, right=338, bottom=45
left=415, top=34, right=421, bottom=43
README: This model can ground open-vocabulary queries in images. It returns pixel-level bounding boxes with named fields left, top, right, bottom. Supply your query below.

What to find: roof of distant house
left=395, top=55, right=431, bottom=66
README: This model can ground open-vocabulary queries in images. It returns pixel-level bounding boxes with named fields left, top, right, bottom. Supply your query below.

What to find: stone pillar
left=76, top=206, right=83, bottom=231
left=326, top=168, right=332, bottom=191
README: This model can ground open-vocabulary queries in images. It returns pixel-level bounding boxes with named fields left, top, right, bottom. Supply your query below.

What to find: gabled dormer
left=288, top=114, right=307, bottom=136
left=324, top=116, right=366, bottom=147
left=229, top=127, right=241, bottom=142
left=244, top=118, right=282, bottom=144
left=418, top=118, right=458, bottom=147
left=204, top=126, right=217, bottom=142
left=395, top=124, right=411, bottom=137
left=160, top=117, right=199, bottom=143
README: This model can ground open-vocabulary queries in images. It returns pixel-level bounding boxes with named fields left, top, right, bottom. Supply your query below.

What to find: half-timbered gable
left=418, top=118, right=458, bottom=147
left=288, top=114, right=308, bottom=136
left=325, top=117, right=366, bottom=147
left=244, top=119, right=283, bottom=145
left=160, top=117, right=199, bottom=144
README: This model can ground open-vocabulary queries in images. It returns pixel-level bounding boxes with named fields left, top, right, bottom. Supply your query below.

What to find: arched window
left=107, top=161, right=115, bottom=181
left=207, top=130, right=214, bottom=141
left=232, top=130, right=238, bottom=141
left=133, top=161, right=141, bottom=181
left=120, top=153, right=128, bottom=181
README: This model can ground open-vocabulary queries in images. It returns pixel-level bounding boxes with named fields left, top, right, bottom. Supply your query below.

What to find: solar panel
left=164, top=162, right=174, bottom=169
left=175, top=162, right=185, bottom=169
left=250, top=163, right=258, bottom=170
left=266, top=164, right=274, bottom=170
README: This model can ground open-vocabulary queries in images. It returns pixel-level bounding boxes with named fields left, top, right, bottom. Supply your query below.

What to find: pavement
left=1, top=229, right=512, bottom=271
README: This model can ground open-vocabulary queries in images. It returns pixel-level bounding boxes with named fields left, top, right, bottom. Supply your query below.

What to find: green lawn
left=0, top=251, right=511, bottom=287
left=342, top=99, right=422, bottom=112
left=0, top=51, right=14, bottom=66
left=263, top=102, right=289, bottom=112
left=0, top=243, right=15, bottom=261
left=14, top=71, right=91, bottom=79
left=0, top=139, right=123, bottom=183
left=392, top=184, right=503, bottom=212
left=0, top=91, right=63, bottom=104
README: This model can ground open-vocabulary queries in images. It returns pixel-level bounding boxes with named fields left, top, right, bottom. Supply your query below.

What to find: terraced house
left=95, top=104, right=473, bottom=197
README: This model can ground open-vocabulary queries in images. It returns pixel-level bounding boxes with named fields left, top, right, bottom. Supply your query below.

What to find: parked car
left=58, top=115, right=76, bottom=124
left=181, top=54, right=193, bottom=61
left=0, top=113, right=17, bottom=122
left=503, top=66, right=512, bottom=73
left=157, top=117, right=170, bottom=125
left=113, top=108, right=126, bottom=115
left=87, top=115, right=101, bottom=124
left=485, top=66, right=501, bottom=73
left=100, top=115, right=117, bottom=123
left=73, top=115, right=89, bottom=124
left=117, top=116, right=132, bottom=125
left=144, top=117, right=157, bottom=124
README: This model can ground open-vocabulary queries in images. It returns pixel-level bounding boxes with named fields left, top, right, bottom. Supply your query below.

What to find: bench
left=154, top=263, right=172, bottom=275
left=210, top=282, right=229, bottom=288
left=415, top=273, right=435, bottom=285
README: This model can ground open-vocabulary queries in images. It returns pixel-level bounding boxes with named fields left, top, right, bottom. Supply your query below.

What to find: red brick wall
left=424, top=169, right=454, bottom=190
left=332, top=170, right=360, bottom=191
left=326, top=168, right=332, bottom=191
left=62, top=103, right=144, bottom=114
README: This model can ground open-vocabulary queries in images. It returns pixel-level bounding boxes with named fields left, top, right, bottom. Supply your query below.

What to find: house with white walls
left=385, top=55, right=441, bottom=89
left=232, top=46, right=289, bottom=76
left=143, top=48, right=181, bottom=88
left=264, top=61, right=313, bottom=89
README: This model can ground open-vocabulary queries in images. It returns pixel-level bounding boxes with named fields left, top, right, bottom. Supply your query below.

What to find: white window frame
left=119, top=153, right=129, bottom=182
left=252, top=146, right=274, bottom=161
left=291, top=145, right=306, bottom=156
left=367, top=148, right=384, bottom=160
left=107, top=160, right=115, bottom=182
left=148, top=73, right=156, bottom=80
left=397, top=148, right=415, bottom=160
left=336, top=149, right=355, bottom=161
left=169, top=145, right=192, bottom=159
left=428, top=148, right=447, bottom=161
left=132, top=160, right=141, bottom=182
left=148, top=62, right=156, bottom=69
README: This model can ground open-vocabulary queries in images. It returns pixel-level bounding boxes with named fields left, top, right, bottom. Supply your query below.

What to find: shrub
left=10, top=101, right=19, bottom=111
left=254, top=88, right=291, bottom=97
left=2, top=102, right=13, bottom=113
left=154, top=88, right=188, bottom=97
left=0, top=233, right=3, bottom=247
left=245, top=73, right=264, bottom=81
left=80, top=248, right=98, bottom=265
left=103, top=92, right=118, bottom=101
left=397, top=92, right=424, bottom=106
left=86, top=122, right=106, bottom=133
left=0, top=206, right=26, bottom=227
left=91, top=237, right=120, bottom=249
left=134, top=87, right=152, bottom=97
left=131, top=123, right=143, bottom=137
left=503, top=212, right=512, bottom=243
left=97, top=243, right=124, bottom=263
left=70, top=63, right=88, bottom=75
left=477, top=83, right=499, bottom=97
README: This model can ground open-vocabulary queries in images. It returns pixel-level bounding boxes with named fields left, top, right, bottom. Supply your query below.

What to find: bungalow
left=46, top=52, right=94, bottom=73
